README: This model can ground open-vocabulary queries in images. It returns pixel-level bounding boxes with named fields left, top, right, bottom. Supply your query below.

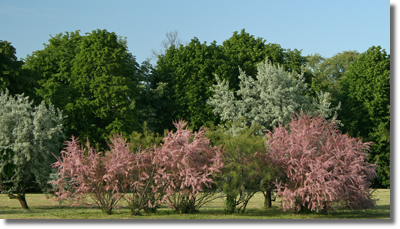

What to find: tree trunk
left=9, top=193, right=29, bottom=209
left=263, top=190, right=272, bottom=208
left=18, top=196, right=29, bottom=209
left=225, top=195, right=236, bottom=214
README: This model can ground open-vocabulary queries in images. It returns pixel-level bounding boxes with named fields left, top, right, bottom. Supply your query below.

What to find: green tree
left=154, top=37, right=225, bottom=130
left=154, top=29, right=309, bottom=130
left=206, top=122, right=271, bottom=213
left=0, top=89, right=65, bottom=209
left=24, top=31, right=82, bottom=110
left=151, top=30, right=187, bottom=61
left=220, top=29, right=309, bottom=91
left=24, top=29, right=140, bottom=149
left=305, top=53, right=329, bottom=94
left=339, top=46, right=390, bottom=188
left=306, top=51, right=360, bottom=105
left=0, top=41, right=21, bottom=92
left=135, top=59, right=174, bottom=134
left=0, top=41, right=39, bottom=102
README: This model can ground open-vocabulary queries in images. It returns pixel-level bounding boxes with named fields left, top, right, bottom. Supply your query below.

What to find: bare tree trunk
left=9, top=193, right=29, bottom=209
left=263, top=190, right=272, bottom=208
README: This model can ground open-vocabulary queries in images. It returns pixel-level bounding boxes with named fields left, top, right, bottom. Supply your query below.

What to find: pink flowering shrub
left=265, top=113, right=377, bottom=213
left=50, top=135, right=161, bottom=215
left=50, top=120, right=223, bottom=215
left=152, top=120, right=224, bottom=213
left=50, top=137, right=123, bottom=214
left=106, top=135, right=165, bottom=215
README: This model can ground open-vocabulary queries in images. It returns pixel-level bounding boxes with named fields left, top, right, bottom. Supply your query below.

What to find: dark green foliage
left=0, top=148, right=16, bottom=178
left=24, top=29, right=140, bottom=149
left=25, top=31, right=83, bottom=110
left=339, top=46, right=390, bottom=188
left=154, top=29, right=308, bottom=130
left=220, top=30, right=308, bottom=91
left=154, top=37, right=225, bottom=130
left=135, top=59, right=174, bottom=134
left=0, top=41, right=39, bottom=103
left=69, top=30, right=139, bottom=148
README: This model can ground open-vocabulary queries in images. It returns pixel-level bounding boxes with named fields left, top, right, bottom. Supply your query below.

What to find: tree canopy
left=0, top=41, right=39, bottom=102
left=305, top=50, right=360, bottom=105
left=339, top=46, right=390, bottom=188
left=24, top=29, right=140, bottom=149
left=1, top=29, right=390, bottom=189
left=153, top=37, right=225, bottom=130
left=153, top=29, right=308, bottom=130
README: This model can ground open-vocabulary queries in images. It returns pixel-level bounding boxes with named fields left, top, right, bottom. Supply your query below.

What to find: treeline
left=0, top=28, right=390, bottom=208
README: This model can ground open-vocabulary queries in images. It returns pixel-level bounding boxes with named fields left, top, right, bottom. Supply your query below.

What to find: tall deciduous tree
left=24, top=31, right=82, bottom=110
left=24, top=29, right=140, bottom=149
left=135, top=59, right=174, bottom=134
left=0, top=41, right=39, bottom=102
left=154, top=38, right=225, bottom=130
left=151, top=30, right=187, bottom=61
left=0, top=90, right=65, bottom=209
left=306, top=51, right=360, bottom=105
left=339, top=46, right=390, bottom=188
left=220, top=29, right=308, bottom=91
left=153, top=29, right=308, bottom=130
left=0, top=41, right=21, bottom=93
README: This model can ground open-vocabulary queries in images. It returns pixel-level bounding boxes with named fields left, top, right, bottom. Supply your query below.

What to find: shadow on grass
left=0, top=210, right=31, bottom=215
left=373, top=204, right=390, bottom=211
left=0, top=203, right=390, bottom=219
left=148, top=204, right=391, bottom=219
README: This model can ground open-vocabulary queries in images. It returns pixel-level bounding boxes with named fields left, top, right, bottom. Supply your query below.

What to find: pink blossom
left=266, top=113, right=377, bottom=212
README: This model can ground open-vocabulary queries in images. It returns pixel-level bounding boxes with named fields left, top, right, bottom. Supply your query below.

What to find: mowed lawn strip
left=0, top=189, right=390, bottom=219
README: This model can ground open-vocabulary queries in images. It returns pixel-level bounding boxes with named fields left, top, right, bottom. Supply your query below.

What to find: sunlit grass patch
left=0, top=189, right=390, bottom=219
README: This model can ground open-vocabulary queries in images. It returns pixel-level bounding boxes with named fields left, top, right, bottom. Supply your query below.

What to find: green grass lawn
left=0, top=189, right=390, bottom=219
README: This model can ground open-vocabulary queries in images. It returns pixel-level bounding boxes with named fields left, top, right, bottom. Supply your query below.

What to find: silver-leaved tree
left=0, top=89, right=65, bottom=209
left=207, top=58, right=341, bottom=135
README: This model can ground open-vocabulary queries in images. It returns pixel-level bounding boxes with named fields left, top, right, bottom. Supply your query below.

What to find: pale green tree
left=305, top=51, right=360, bottom=105
left=0, top=89, right=65, bottom=209
left=207, top=58, right=341, bottom=134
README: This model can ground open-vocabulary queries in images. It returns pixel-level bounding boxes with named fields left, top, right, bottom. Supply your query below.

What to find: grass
left=0, top=189, right=390, bottom=219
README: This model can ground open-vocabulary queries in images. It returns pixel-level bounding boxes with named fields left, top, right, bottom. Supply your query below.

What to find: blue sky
left=0, top=0, right=390, bottom=65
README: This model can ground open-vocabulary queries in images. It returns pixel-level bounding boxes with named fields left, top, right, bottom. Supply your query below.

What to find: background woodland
left=0, top=29, right=390, bottom=214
